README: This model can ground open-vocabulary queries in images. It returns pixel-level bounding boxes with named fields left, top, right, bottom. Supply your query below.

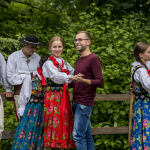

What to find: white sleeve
left=134, top=67, right=150, bottom=93
left=42, top=60, right=72, bottom=84
left=17, top=74, right=32, bottom=116
left=67, top=62, right=74, bottom=76
left=7, top=55, right=28, bottom=85
left=0, top=96, right=4, bottom=140
left=0, top=53, right=12, bottom=92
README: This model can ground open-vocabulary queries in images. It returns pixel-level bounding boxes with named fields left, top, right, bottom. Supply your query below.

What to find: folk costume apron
left=11, top=69, right=45, bottom=150
left=43, top=56, right=75, bottom=149
left=130, top=65, right=150, bottom=150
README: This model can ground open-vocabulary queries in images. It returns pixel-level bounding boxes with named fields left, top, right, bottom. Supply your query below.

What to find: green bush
left=1, top=4, right=150, bottom=150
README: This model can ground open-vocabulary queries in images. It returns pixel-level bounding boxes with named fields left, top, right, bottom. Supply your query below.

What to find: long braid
left=39, top=54, right=51, bottom=69
left=136, top=58, right=148, bottom=70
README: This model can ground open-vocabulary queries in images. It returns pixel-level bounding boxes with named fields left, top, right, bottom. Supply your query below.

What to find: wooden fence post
left=128, top=93, right=134, bottom=145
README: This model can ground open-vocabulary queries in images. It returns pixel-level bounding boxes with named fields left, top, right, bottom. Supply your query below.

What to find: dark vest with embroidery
left=44, top=60, right=68, bottom=92
left=131, top=65, right=150, bottom=100
left=30, top=73, right=44, bottom=104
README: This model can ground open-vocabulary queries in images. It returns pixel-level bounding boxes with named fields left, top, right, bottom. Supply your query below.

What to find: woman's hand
left=130, top=84, right=135, bottom=94
left=70, top=73, right=91, bottom=85
left=70, top=73, right=84, bottom=82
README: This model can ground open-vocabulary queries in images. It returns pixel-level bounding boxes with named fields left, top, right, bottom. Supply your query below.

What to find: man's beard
left=77, top=45, right=87, bottom=52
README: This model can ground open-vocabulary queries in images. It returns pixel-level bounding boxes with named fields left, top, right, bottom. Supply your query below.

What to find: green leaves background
left=1, top=1, right=150, bottom=149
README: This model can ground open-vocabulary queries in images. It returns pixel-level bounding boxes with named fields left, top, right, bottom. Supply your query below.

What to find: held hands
left=70, top=73, right=91, bottom=85
left=70, top=73, right=84, bottom=83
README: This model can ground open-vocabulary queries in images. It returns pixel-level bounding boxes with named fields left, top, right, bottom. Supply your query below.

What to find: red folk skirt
left=43, top=90, right=75, bottom=149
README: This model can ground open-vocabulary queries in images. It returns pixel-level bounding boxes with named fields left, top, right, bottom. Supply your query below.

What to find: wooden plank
left=1, top=130, right=16, bottom=139
left=1, top=127, right=128, bottom=139
left=1, top=93, right=131, bottom=102
left=69, top=93, right=131, bottom=101
left=0, top=94, right=14, bottom=102
left=91, top=126, right=128, bottom=135
left=94, top=94, right=130, bottom=101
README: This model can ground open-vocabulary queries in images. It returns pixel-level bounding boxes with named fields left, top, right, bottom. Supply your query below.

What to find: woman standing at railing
left=130, top=41, right=150, bottom=150
left=42, top=36, right=77, bottom=150
left=11, top=54, right=50, bottom=150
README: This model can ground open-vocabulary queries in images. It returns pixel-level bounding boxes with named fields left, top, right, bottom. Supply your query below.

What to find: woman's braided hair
left=134, top=41, right=150, bottom=70
left=39, top=54, right=51, bottom=69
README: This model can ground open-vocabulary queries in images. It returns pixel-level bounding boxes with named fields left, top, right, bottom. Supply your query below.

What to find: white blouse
left=146, top=61, right=150, bottom=69
left=6, top=49, right=40, bottom=86
left=131, top=61, right=150, bottom=93
left=0, top=53, right=12, bottom=92
left=42, top=57, right=74, bottom=84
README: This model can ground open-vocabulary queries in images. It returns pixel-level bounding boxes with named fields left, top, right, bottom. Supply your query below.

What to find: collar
left=132, top=61, right=144, bottom=67
left=54, top=56, right=63, bottom=62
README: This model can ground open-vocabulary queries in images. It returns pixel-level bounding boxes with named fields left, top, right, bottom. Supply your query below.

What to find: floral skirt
left=43, top=90, right=75, bottom=149
left=11, top=102, right=44, bottom=150
left=130, top=97, right=150, bottom=150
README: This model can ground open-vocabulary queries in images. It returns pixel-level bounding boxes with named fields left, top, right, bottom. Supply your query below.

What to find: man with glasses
left=71, top=31, right=104, bottom=150
left=7, top=35, right=43, bottom=120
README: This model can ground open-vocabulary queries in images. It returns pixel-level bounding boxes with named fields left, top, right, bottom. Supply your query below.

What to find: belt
left=14, top=84, right=22, bottom=95
left=135, top=92, right=150, bottom=100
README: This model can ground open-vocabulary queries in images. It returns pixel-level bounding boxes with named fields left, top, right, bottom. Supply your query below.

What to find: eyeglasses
left=74, top=38, right=89, bottom=43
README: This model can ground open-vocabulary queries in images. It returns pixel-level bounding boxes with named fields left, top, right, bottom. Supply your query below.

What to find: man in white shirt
left=7, top=35, right=43, bottom=120
left=0, top=53, right=13, bottom=140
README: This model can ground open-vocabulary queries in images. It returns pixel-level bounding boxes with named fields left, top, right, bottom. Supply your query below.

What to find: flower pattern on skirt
left=43, top=90, right=75, bottom=149
left=11, top=102, right=44, bottom=150
left=130, top=97, right=150, bottom=150
left=11, top=74, right=44, bottom=150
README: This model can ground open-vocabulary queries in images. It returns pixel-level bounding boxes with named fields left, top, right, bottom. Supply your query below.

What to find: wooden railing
left=1, top=93, right=131, bottom=139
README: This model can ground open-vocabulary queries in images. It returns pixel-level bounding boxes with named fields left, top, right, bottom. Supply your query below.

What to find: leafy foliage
left=1, top=1, right=150, bottom=149
left=92, top=101, right=130, bottom=149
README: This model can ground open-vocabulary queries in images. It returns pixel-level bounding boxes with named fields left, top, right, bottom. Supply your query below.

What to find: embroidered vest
left=131, top=65, right=150, bottom=100
left=30, top=73, right=45, bottom=104
left=45, top=60, right=68, bottom=92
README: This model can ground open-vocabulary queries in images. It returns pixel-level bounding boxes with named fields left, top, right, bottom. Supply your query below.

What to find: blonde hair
left=76, top=31, right=91, bottom=40
left=49, top=36, right=65, bottom=53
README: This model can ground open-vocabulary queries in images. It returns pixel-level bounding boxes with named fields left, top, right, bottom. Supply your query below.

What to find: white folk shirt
left=0, top=53, right=12, bottom=92
left=131, top=61, right=150, bottom=93
left=7, top=49, right=40, bottom=85
left=42, top=57, right=74, bottom=84
left=6, top=49, right=40, bottom=116
left=146, top=61, right=150, bottom=69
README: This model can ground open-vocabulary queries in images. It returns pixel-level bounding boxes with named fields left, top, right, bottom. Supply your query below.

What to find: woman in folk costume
left=42, top=36, right=76, bottom=150
left=130, top=41, right=150, bottom=149
left=11, top=54, right=50, bottom=150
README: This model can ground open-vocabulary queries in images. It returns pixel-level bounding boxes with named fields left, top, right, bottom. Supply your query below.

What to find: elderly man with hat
left=7, top=35, right=43, bottom=121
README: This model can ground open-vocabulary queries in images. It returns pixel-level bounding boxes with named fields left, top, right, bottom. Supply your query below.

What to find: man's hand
left=6, top=92, right=13, bottom=98
left=130, top=84, right=135, bottom=94
left=70, top=73, right=84, bottom=82
left=71, top=73, right=91, bottom=85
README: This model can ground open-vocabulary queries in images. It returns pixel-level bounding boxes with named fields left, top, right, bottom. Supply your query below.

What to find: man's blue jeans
left=72, top=102, right=94, bottom=150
